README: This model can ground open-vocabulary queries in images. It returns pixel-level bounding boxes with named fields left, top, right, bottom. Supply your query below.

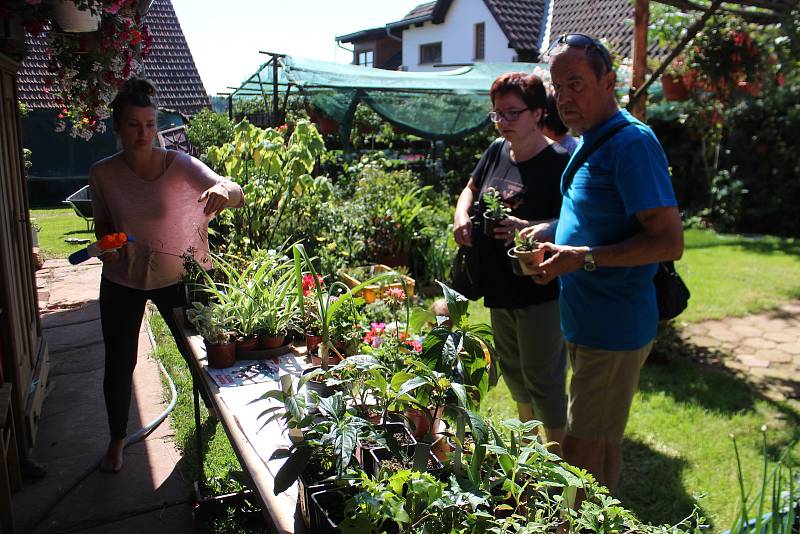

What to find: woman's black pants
left=99, top=277, right=201, bottom=440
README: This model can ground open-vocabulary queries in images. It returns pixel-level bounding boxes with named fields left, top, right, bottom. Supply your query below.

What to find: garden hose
left=29, top=330, right=181, bottom=532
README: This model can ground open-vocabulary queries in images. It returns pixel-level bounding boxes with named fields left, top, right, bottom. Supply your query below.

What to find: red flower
left=302, top=274, right=324, bottom=296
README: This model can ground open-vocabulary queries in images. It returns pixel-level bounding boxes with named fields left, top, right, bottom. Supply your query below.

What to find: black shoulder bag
left=451, top=202, right=484, bottom=300
left=562, top=121, right=690, bottom=321
left=451, top=140, right=505, bottom=300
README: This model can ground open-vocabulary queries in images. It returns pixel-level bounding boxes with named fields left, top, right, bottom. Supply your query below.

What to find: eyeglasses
left=547, top=33, right=613, bottom=73
left=488, top=108, right=529, bottom=123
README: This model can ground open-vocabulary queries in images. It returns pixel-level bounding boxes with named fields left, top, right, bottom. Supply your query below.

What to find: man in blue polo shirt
left=520, top=34, right=684, bottom=491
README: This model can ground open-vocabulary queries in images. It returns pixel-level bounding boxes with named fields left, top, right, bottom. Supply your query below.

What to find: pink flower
left=384, top=287, right=406, bottom=304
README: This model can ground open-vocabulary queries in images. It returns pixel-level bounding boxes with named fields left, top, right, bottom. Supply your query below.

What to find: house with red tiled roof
left=17, top=0, right=209, bottom=199
left=336, top=0, right=637, bottom=71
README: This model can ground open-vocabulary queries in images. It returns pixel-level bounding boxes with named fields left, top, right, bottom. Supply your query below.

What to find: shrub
left=186, top=109, right=234, bottom=160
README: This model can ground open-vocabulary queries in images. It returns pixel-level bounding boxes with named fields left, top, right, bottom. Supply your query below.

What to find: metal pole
left=227, top=95, right=233, bottom=121
left=272, top=54, right=279, bottom=127
left=628, top=0, right=722, bottom=110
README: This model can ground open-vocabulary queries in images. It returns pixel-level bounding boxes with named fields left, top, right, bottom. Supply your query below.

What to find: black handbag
left=655, top=260, right=690, bottom=320
left=452, top=202, right=484, bottom=300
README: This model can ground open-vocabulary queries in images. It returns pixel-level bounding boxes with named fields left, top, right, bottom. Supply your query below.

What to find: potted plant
left=186, top=301, right=236, bottom=369
left=293, top=244, right=398, bottom=370
left=481, top=188, right=510, bottom=238
left=255, top=265, right=297, bottom=349
left=415, top=281, right=498, bottom=408
left=270, top=393, right=368, bottom=527
left=507, top=230, right=545, bottom=276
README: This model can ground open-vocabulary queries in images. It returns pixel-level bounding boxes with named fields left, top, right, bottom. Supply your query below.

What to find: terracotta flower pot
left=236, top=336, right=258, bottom=352
left=512, top=245, right=545, bottom=275
left=661, top=74, right=689, bottom=101
left=205, top=340, right=236, bottom=369
left=305, top=334, right=322, bottom=354
left=259, top=333, right=286, bottom=349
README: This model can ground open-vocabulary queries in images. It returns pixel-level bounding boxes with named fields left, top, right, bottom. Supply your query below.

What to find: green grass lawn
left=677, top=229, right=800, bottom=322
left=31, top=207, right=94, bottom=259
left=145, top=226, right=800, bottom=532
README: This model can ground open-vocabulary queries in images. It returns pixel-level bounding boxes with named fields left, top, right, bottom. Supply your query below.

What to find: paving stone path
left=678, top=300, right=800, bottom=402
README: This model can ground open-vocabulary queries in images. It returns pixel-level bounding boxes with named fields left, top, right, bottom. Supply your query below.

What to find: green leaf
left=273, top=445, right=313, bottom=494
left=436, top=280, right=469, bottom=325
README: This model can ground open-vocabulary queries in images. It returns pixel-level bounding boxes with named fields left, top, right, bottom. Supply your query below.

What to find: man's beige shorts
left=566, top=340, right=653, bottom=444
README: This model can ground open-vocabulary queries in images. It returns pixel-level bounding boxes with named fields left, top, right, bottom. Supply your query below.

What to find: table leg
left=193, top=376, right=204, bottom=478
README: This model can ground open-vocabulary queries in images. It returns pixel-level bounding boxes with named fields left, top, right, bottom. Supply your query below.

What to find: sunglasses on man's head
left=547, top=33, right=613, bottom=73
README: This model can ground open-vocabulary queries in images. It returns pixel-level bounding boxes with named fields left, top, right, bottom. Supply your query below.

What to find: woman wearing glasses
left=453, top=72, right=570, bottom=447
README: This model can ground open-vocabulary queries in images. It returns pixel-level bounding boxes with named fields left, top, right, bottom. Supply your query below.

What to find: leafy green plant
left=728, top=429, right=798, bottom=534
left=413, top=281, right=498, bottom=406
left=482, top=188, right=510, bottom=220
left=513, top=230, right=539, bottom=252
left=186, top=108, right=234, bottom=160
left=186, top=301, right=235, bottom=345
left=271, top=392, right=368, bottom=494
left=340, top=469, right=448, bottom=532
left=206, top=120, right=326, bottom=255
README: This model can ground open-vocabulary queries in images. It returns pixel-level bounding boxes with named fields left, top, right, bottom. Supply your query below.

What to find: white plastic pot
left=51, top=1, right=100, bottom=33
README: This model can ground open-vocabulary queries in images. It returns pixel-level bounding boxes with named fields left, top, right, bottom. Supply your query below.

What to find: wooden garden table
left=172, top=309, right=308, bottom=534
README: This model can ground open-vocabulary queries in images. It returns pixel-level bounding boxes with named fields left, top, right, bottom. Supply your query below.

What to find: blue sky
left=171, top=0, right=423, bottom=95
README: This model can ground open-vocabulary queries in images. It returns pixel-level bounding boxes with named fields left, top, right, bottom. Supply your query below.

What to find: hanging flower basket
left=52, top=1, right=100, bottom=33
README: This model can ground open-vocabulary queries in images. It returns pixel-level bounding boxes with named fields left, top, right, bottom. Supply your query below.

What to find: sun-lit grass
left=30, top=207, right=94, bottom=259
left=677, top=229, right=800, bottom=322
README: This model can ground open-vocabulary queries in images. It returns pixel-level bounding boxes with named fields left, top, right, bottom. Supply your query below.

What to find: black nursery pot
left=483, top=212, right=506, bottom=238
left=298, top=468, right=337, bottom=531
left=367, top=443, right=444, bottom=477
left=301, top=366, right=334, bottom=401
left=355, top=422, right=416, bottom=474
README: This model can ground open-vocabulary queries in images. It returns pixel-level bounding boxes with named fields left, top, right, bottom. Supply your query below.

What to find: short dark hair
left=111, top=78, right=158, bottom=125
left=547, top=33, right=613, bottom=80
left=543, top=94, right=568, bottom=136
left=489, top=72, right=546, bottom=126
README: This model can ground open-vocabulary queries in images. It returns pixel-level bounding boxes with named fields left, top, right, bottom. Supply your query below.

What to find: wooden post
left=227, top=95, right=233, bottom=121
left=628, top=0, right=722, bottom=111
left=630, top=0, right=650, bottom=121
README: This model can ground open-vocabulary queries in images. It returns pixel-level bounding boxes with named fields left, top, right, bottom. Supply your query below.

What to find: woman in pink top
left=90, top=78, right=244, bottom=473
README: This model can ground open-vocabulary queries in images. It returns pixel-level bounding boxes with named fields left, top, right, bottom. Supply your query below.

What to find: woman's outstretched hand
left=198, top=183, right=230, bottom=216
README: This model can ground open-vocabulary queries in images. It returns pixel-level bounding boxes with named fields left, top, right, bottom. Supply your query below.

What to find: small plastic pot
left=483, top=213, right=506, bottom=238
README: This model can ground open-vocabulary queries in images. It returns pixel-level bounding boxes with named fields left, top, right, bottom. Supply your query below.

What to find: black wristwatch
left=583, top=249, right=597, bottom=272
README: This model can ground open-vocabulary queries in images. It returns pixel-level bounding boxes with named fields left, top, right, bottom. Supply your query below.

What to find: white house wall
left=401, top=0, right=515, bottom=71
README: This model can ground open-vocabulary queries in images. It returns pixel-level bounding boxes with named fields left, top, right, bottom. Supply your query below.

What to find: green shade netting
left=230, top=55, right=661, bottom=140
left=231, top=56, right=552, bottom=139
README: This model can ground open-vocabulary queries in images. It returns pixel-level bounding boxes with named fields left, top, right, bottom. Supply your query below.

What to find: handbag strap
left=561, top=121, right=632, bottom=194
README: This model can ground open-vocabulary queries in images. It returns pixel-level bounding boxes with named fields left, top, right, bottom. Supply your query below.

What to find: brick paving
left=678, top=300, right=800, bottom=402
